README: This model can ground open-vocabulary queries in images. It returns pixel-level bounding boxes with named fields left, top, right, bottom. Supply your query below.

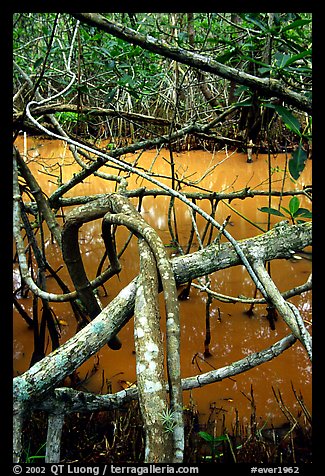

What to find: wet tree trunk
left=61, top=198, right=122, bottom=349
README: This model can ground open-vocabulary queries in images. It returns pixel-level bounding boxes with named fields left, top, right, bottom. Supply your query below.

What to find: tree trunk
left=135, top=238, right=173, bottom=462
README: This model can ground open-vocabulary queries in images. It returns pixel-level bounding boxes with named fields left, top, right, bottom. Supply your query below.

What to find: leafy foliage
left=289, top=145, right=308, bottom=180
left=13, top=13, right=311, bottom=114
left=259, top=196, right=312, bottom=225
left=158, top=407, right=177, bottom=433
left=13, top=13, right=312, bottom=159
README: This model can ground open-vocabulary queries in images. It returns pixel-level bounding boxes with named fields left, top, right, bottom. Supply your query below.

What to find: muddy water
left=13, top=137, right=312, bottom=430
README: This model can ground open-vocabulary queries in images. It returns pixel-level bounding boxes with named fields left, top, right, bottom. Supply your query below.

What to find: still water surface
left=13, top=137, right=312, bottom=430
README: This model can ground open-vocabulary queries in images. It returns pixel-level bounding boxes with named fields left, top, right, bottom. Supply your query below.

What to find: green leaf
left=212, top=434, right=228, bottom=442
left=258, top=66, right=272, bottom=75
left=106, top=88, right=117, bottom=103
left=198, top=431, right=215, bottom=442
left=106, top=60, right=116, bottom=70
left=282, top=19, right=312, bottom=32
left=282, top=49, right=312, bottom=68
left=118, top=74, right=136, bottom=88
left=289, top=145, right=308, bottom=180
left=234, top=85, right=251, bottom=97
left=178, top=31, right=188, bottom=42
left=272, top=105, right=302, bottom=136
left=280, top=206, right=291, bottom=215
left=289, top=196, right=300, bottom=216
left=274, top=52, right=291, bottom=69
left=259, top=207, right=285, bottom=217
left=233, top=99, right=253, bottom=108
left=216, top=49, right=236, bottom=64
left=78, top=85, right=88, bottom=94
left=198, top=431, right=227, bottom=443
left=34, top=57, right=43, bottom=69
left=241, top=14, right=268, bottom=32
left=295, top=208, right=312, bottom=218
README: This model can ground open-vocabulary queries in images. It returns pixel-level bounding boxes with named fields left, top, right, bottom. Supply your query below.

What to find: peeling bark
left=13, top=220, right=311, bottom=405
left=16, top=328, right=296, bottom=464
left=13, top=219, right=311, bottom=462
left=34, top=333, right=296, bottom=413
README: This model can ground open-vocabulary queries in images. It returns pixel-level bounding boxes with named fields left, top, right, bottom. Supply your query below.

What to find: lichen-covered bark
left=13, top=217, right=311, bottom=462
left=34, top=334, right=296, bottom=413
left=13, top=278, right=137, bottom=408
left=13, top=401, right=25, bottom=463
left=45, top=413, right=65, bottom=463
left=172, top=221, right=312, bottom=285
left=13, top=221, right=311, bottom=405
left=102, top=194, right=184, bottom=462
left=135, top=238, right=172, bottom=462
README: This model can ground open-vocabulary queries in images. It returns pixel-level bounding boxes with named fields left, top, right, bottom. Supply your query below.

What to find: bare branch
left=34, top=333, right=296, bottom=413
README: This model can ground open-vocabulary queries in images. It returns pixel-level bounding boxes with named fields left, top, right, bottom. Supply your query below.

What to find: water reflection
left=13, top=137, right=312, bottom=429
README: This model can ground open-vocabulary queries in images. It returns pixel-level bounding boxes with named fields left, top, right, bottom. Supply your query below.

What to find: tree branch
left=71, top=13, right=311, bottom=114
left=13, top=221, right=311, bottom=407
left=15, top=103, right=171, bottom=127
left=251, top=258, right=312, bottom=360
left=35, top=333, right=296, bottom=413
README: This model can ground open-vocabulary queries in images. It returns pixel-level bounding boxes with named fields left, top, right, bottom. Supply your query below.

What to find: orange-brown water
left=13, top=137, right=312, bottom=430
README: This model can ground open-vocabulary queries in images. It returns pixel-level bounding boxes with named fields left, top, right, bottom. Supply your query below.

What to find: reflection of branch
left=62, top=196, right=122, bottom=350
left=221, top=198, right=266, bottom=233
left=25, top=100, right=270, bottom=300
left=16, top=181, right=313, bottom=306
left=14, top=146, right=62, bottom=247
left=13, top=222, right=311, bottom=407
left=13, top=148, right=65, bottom=302
left=23, top=101, right=308, bottom=314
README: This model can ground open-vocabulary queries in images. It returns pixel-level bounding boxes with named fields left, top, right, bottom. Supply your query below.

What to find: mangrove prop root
left=102, top=193, right=184, bottom=462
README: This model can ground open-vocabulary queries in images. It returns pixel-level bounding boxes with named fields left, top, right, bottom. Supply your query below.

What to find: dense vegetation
left=14, top=13, right=312, bottom=155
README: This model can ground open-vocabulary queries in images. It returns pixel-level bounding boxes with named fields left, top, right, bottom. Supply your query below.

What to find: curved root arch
left=102, top=193, right=183, bottom=463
